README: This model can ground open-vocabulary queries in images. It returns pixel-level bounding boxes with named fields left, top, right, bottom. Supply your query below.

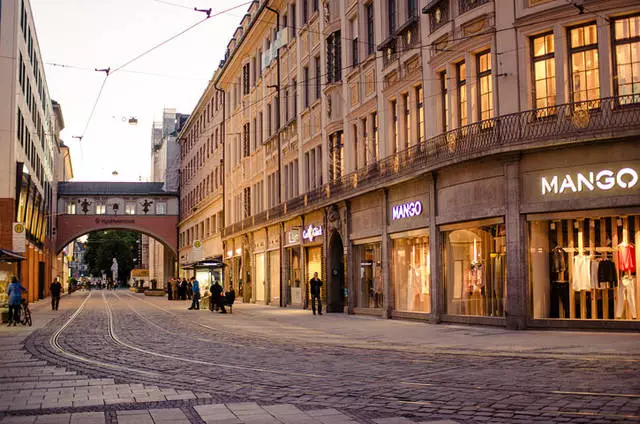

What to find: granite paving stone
left=1, top=292, right=639, bottom=424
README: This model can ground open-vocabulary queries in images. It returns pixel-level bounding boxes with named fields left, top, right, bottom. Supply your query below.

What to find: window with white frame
left=156, top=202, right=167, bottom=215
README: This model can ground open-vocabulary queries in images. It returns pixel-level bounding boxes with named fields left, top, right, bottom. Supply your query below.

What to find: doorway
left=327, top=232, right=345, bottom=313
left=38, top=261, right=45, bottom=300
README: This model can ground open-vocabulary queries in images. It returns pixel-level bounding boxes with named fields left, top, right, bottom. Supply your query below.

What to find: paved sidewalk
left=1, top=292, right=466, bottom=423
left=151, top=294, right=640, bottom=359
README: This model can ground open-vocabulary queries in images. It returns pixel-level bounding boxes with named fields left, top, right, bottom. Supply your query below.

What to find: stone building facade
left=181, top=0, right=640, bottom=329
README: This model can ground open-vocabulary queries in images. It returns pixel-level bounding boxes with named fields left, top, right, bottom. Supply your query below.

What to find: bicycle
left=19, top=299, right=32, bottom=326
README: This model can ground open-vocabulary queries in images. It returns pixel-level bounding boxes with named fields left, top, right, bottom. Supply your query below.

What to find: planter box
left=144, top=290, right=165, bottom=297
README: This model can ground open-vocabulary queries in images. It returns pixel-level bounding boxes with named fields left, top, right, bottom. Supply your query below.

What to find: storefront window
left=392, top=233, right=430, bottom=313
left=529, top=216, right=638, bottom=320
left=355, top=243, right=383, bottom=308
left=443, top=221, right=506, bottom=317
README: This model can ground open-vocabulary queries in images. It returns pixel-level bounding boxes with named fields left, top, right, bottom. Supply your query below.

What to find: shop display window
left=0, top=269, right=14, bottom=308
left=529, top=215, right=639, bottom=320
left=443, top=221, right=506, bottom=317
left=392, top=233, right=430, bottom=313
left=355, top=243, right=383, bottom=308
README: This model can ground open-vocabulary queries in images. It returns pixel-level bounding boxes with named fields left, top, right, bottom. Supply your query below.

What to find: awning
left=194, top=258, right=226, bottom=269
left=181, top=257, right=225, bottom=270
left=0, top=249, right=25, bottom=262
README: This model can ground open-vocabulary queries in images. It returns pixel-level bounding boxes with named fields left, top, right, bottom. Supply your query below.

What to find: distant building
left=146, top=109, right=189, bottom=286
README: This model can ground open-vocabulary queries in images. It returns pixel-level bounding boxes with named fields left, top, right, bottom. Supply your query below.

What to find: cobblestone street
left=1, top=291, right=639, bottom=424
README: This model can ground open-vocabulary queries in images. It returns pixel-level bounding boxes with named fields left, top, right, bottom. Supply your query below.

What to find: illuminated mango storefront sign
left=541, top=167, right=638, bottom=195
left=392, top=201, right=423, bottom=221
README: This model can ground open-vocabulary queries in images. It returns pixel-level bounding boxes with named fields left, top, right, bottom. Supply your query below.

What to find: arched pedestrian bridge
left=56, top=182, right=179, bottom=255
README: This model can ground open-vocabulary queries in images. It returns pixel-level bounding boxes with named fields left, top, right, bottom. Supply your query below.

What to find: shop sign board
left=391, top=201, right=423, bottom=221
left=13, top=222, right=26, bottom=253
left=288, top=228, right=300, bottom=244
left=541, top=167, right=638, bottom=196
left=302, top=224, right=323, bottom=242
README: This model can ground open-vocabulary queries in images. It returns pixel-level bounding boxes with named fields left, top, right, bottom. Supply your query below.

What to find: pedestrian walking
left=171, top=278, right=179, bottom=300
left=187, top=279, right=193, bottom=300
left=177, top=279, right=185, bottom=300
left=210, top=281, right=226, bottom=313
left=310, top=272, right=323, bottom=315
left=225, top=286, right=236, bottom=314
left=6, top=277, right=27, bottom=326
left=188, top=277, right=201, bottom=310
left=167, top=278, right=173, bottom=300
left=50, top=277, right=62, bottom=311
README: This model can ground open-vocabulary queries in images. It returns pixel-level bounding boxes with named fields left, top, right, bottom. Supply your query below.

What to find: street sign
left=13, top=222, right=26, bottom=253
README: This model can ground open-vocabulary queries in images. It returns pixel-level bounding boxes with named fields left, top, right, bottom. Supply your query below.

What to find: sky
left=31, top=0, right=247, bottom=182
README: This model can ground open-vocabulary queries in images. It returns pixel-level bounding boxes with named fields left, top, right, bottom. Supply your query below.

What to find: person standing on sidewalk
left=49, top=278, right=62, bottom=311
left=210, top=281, right=227, bottom=313
left=310, top=272, right=323, bottom=315
left=188, top=277, right=201, bottom=310
left=6, top=277, right=27, bottom=326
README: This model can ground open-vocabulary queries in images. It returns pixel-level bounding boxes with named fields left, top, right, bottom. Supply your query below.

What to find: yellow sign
left=193, top=240, right=202, bottom=250
left=13, top=223, right=24, bottom=233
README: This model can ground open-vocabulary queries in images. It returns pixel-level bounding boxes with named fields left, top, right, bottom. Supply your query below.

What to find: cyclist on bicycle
left=6, top=277, right=27, bottom=327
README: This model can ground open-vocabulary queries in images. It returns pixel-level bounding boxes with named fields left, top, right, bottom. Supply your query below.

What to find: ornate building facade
left=180, top=0, right=640, bottom=329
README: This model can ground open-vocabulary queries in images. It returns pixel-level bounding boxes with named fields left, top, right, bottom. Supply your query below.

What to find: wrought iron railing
left=222, top=95, right=640, bottom=238
left=459, top=0, right=489, bottom=14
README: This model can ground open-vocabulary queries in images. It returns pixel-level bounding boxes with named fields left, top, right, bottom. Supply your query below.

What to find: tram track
left=49, top=291, right=162, bottom=378
left=31, top=291, right=640, bottom=423
left=112, top=293, right=640, bottom=404
left=124, top=291, right=640, bottom=363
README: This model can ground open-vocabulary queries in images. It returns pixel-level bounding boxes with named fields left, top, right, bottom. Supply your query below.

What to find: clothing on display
left=467, top=263, right=485, bottom=296
left=617, top=244, right=636, bottom=273
left=597, top=259, right=618, bottom=288
left=616, top=276, right=637, bottom=319
left=551, top=246, right=567, bottom=280
left=550, top=281, right=569, bottom=318
left=572, top=255, right=591, bottom=291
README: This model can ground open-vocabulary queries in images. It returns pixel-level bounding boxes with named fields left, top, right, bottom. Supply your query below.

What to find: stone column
left=428, top=173, right=443, bottom=323
left=505, top=156, right=527, bottom=329
left=381, top=189, right=392, bottom=318
left=345, top=201, right=354, bottom=314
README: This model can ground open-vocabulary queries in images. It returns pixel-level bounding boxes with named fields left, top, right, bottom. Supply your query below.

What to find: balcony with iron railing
left=222, top=95, right=640, bottom=238
left=459, top=0, right=490, bottom=14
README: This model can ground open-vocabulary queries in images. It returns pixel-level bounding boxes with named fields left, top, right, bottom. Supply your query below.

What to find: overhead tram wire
left=73, top=0, right=253, bottom=144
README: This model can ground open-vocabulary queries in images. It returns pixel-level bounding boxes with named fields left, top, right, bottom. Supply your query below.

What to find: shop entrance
left=327, top=232, right=345, bottom=313
left=38, top=261, right=45, bottom=300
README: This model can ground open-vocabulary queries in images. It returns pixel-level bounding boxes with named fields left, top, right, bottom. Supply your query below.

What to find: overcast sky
left=32, top=0, right=246, bottom=182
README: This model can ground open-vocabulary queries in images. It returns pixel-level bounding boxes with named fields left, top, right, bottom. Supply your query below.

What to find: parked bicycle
left=19, top=299, right=32, bottom=326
